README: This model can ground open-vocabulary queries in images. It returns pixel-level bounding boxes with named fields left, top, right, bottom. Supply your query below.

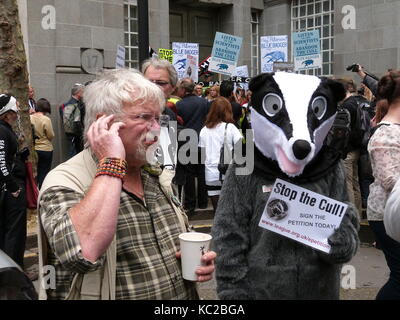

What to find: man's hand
left=356, top=64, right=367, bottom=79
left=176, top=250, right=217, bottom=282
left=87, top=115, right=126, bottom=160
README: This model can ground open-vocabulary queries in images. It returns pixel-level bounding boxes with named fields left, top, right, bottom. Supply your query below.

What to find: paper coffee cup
left=179, top=232, right=212, bottom=281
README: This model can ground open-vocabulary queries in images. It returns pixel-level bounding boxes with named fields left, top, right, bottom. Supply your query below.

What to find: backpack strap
left=159, top=168, right=190, bottom=232
left=219, top=123, right=229, bottom=182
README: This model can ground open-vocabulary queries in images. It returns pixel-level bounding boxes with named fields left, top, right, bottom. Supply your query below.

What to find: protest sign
left=273, top=62, right=295, bottom=73
left=258, top=179, right=347, bottom=253
left=260, top=35, right=288, bottom=73
left=235, top=65, right=249, bottom=77
left=115, top=45, right=126, bottom=69
left=194, top=81, right=221, bottom=87
left=198, top=56, right=212, bottom=77
left=229, top=76, right=251, bottom=83
left=209, top=32, right=243, bottom=76
left=234, top=65, right=249, bottom=90
left=172, top=42, right=199, bottom=82
left=158, top=48, right=173, bottom=64
left=186, top=54, right=198, bottom=81
left=292, top=30, right=322, bottom=71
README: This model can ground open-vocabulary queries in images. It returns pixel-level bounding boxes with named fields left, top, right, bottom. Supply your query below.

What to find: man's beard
left=135, top=130, right=159, bottom=165
left=135, top=140, right=147, bottom=162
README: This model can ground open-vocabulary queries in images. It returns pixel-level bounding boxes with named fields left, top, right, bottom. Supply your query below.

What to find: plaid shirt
left=39, top=169, right=198, bottom=300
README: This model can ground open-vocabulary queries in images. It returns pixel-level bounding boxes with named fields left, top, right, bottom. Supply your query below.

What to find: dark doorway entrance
left=169, top=3, right=220, bottom=82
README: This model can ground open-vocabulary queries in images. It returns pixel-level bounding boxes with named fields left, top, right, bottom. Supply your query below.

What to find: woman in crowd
left=30, top=98, right=54, bottom=188
left=367, top=70, right=400, bottom=299
left=206, top=85, right=220, bottom=102
left=234, top=87, right=248, bottom=106
left=199, top=97, right=242, bottom=212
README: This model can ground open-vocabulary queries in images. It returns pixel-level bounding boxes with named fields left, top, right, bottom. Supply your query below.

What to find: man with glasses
left=142, top=58, right=180, bottom=168
left=38, top=69, right=216, bottom=300
left=142, top=57, right=179, bottom=122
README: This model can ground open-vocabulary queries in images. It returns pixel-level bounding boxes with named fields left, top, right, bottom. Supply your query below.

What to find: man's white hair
left=83, top=68, right=165, bottom=146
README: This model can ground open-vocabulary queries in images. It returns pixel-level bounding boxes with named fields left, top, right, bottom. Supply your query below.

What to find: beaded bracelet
left=95, top=157, right=128, bottom=180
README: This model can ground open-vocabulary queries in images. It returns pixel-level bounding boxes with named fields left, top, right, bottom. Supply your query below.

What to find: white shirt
left=199, top=122, right=243, bottom=183
left=157, top=126, right=176, bottom=168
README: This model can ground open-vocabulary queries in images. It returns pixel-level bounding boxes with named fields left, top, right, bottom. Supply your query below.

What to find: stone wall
left=26, top=0, right=124, bottom=164
left=334, top=0, right=400, bottom=80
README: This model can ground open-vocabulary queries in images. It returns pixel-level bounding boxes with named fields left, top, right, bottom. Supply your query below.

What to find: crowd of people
left=334, top=65, right=400, bottom=299
left=0, top=58, right=399, bottom=300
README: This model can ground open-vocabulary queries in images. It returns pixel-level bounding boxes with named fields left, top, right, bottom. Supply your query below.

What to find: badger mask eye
left=263, top=93, right=283, bottom=117
left=311, top=96, right=327, bottom=120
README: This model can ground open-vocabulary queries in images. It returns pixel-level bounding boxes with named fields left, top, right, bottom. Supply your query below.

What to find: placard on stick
left=208, top=32, right=242, bottom=76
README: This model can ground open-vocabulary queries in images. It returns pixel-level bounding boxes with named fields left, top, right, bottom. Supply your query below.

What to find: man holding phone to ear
left=38, top=69, right=216, bottom=300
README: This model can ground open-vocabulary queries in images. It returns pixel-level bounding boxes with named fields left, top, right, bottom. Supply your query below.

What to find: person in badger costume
left=211, top=72, right=360, bottom=300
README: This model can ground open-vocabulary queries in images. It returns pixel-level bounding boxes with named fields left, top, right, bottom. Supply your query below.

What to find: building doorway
left=169, top=4, right=219, bottom=83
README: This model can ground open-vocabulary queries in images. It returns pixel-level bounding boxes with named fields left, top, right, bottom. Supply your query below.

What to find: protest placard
left=172, top=42, right=199, bottom=82
left=258, top=179, right=347, bottom=253
left=209, top=32, right=243, bottom=76
left=234, top=65, right=249, bottom=90
left=115, top=45, right=126, bottom=69
left=158, top=48, right=173, bottom=64
left=186, top=54, right=198, bottom=81
left=198, top=55, right=212, bottom=77
left=260, top=35, right=288, bottom=73
left=273, top=62, right=294, bottom=73
left=292, top=30, right=322, bottom=71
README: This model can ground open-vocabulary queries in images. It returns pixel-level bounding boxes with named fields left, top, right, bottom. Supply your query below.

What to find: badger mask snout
left=292, top=140, right=312, bottom=160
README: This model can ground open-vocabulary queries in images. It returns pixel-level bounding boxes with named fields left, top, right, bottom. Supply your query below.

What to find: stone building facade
left=16, top=0, right=399, bottom=165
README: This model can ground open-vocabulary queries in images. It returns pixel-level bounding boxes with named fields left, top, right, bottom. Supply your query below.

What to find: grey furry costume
left=211, top=72, right=359, bottom=300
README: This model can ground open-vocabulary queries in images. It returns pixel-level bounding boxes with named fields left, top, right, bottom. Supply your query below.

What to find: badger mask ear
left=249, top=73, right=275, bottom=93
left=321, top=78, right=346, bottom=104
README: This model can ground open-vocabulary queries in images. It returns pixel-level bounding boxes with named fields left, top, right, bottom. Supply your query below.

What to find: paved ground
left=26, top=208, right=389, bottom=300
left=196, top=243, right=389, bottom=300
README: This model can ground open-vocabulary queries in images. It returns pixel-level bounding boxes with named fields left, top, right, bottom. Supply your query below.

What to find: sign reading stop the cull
left=258, top=179, right=347, bottom=253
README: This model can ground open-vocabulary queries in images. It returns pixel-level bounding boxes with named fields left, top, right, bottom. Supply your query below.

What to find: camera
left=346, top=64, right=360, bottom=72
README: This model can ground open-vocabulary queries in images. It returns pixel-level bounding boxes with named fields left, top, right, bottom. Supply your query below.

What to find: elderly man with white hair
left=38, top=69, right=216, bottom=300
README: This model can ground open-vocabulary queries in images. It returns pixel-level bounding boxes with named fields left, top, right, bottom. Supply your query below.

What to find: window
left=251, top=11, right=260, bottom=77
left=291, top=0, right=334, bottom=76
left=124, top=0, right=139, bottom=69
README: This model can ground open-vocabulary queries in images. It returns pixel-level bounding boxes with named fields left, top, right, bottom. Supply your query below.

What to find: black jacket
left=177, top=94, right=210, bottom=135
left=362, top=74, right=378, bottom=97
left=341, top=95, right=363, bottom=152
left=0, top=120, right=20, bottom=193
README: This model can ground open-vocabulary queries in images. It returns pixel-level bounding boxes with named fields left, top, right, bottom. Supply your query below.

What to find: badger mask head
left=249, top=72, right=346, bottom=178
